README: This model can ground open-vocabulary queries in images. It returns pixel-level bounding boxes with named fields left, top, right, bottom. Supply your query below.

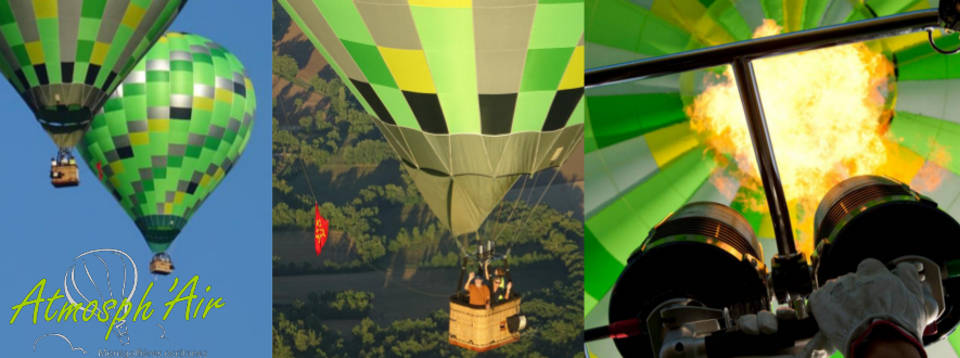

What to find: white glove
left=805, top=258, right=939, bottom=357
left=737, top=310, right=778, bottom=335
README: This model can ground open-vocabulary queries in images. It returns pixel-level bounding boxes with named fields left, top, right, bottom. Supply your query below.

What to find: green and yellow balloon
left=78, top=32, right=255, bottom=274
left=279, top=0, right=585, bottom=237
left=0, top=0, right=186, bottom=174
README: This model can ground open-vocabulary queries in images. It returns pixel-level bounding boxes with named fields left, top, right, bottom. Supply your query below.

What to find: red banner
left=314, top=202, right=328, bottom=256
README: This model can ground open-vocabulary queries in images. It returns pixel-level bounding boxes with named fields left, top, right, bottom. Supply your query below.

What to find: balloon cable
left=297, top=156, right=320, bottom=206
left=492, top=172, right=535, bottom=243
left=510, top=167, right=562, bottom=244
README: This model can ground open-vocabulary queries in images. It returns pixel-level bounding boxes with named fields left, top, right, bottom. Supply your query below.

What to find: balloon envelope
left=279, top=0, right=585, bottom=236
left=78, top=32, right=255, bottom=253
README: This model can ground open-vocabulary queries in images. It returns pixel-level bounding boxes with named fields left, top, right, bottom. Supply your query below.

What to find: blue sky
left=0, top=2, right=271, bottom=356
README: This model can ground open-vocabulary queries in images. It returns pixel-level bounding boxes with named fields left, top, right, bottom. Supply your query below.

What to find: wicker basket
left=150, top=259, right=173, bottom=275
left=449, top=295, right=521, bottom=352
left=51, top=164, right=79, bottom=188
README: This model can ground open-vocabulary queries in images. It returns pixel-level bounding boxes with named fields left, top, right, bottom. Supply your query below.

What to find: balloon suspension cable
left=927, top=28, right=960, bottom=54
left=509, top=167, right=562, bottom=243
left=491, top=171, right=537, bottom=243
left=297, top=157, right=320, bottom=205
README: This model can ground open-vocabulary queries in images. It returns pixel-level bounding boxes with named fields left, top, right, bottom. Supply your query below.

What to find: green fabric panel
left=638, top=13, right=695, bottom=55
left=586, top=93, right=686, bottom=150
left=950, top=329, right=960, bottom=357
left=409, top=6, right=479, bottom=133
left=585, top=109, right=599, bottom=153
left=372, top=83, right=419, bottom=130
left=36, top=17, right=59, bottom=84
left=311, top=0, right=374, bottom=44
left=802, top=0, right=830, bottom=29
left=889, top=111, right=941, bottom=159
left=866, top=0, right=922, bottom=16
left=589, top=147, right=715, bottom=263
left=584, top=291, right=598, bottom=318
left=528, top=1, right=583, bottom=49
left=843, top=6, right=873, bottom=22
left=584, top=225, right=623, bottom=315
left=78, top=32, right=255, bottom=251
left=935, top=121, right=960, bottom=176
left=568, top=95, right=585, bottom=125
left=708, top=0, right=752, bottom=41
left=895, top=33, right=960, bottom=81
left=586, top=0, right=650, bottom=53
left=512, top=90, right=555, bottom=132
left=729, top=187, right=768, bottom=233
left=898, top=50, right=948, bottom=81
left=341, top=40, right=396, bottom=87
left=520, top=47, right=574, bottom=91
left=760, top=0, right=784, bottom=27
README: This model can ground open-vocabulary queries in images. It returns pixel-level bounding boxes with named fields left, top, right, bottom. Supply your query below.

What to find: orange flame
left=688, top=19, right=896, bottom=212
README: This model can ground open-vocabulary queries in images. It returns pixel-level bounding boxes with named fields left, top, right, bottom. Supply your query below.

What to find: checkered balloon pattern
left=78, top=32, right=255, bottom=253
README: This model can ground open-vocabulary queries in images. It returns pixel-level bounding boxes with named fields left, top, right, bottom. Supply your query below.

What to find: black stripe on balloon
left=62, top=62, right=74, bottom=83
left=13, top=69, right=27, bottom=90
left=402, top=91, right=447, bottom=134
left=479, top=93, right=517, bottom=135
left=101, top=71, right=118, bottom=91
left=116, top=146, right=134, bottom=159
left=349, top=79, right=395, bottom=125
left=171, top=107, right=191, bottom=120
left=542, top=88, right=583, bottom=131
left=33, top=64, right=48, bottom=85
left=84, top=64, right=101, bottom=86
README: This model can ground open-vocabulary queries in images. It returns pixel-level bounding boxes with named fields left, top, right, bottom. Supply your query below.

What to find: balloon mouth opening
left=135, top=215, right=187, bottom=244
left=150, top=253, right=174, bottom=275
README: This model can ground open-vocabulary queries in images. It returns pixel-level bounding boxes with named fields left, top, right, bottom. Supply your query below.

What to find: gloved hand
left=804, top=258, right=939, bottom=358
left=737, top=310, right=778, bottom=336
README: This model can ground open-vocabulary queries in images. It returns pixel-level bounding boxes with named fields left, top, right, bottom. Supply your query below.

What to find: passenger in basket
left=465, top=271, right=490, bottom=309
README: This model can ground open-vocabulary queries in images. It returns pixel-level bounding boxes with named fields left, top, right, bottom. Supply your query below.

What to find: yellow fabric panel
left=32, top=0, right=56, bottom=18
left=783, top=0, right=805, bottom=32
left=215, top=88, right=233, bottom=103
left=874, top=31, right=929, bottom=53
left=409, top=0, right=471, bottom=8
left=24, top=41, right=43, bottom=64
left=109, top=161, right=124, bottom=175
left=379, top=47, right=436, bottom=93
left=148, top=119, right=169, bottom=132
left=193, top=96, right=213, bottom=111
left=90, top=41, right=110, bottom=65
left=558, top=46, right=584, bottom=90
left=130, top=132, right=149, bottom=145
left=643, top=122, right=700, bottom=167
left=651, top=0, right=735, bottom=46
left=121, top=4, right=146, bottom=29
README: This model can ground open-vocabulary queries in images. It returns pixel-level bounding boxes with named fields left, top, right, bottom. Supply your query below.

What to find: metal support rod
left=730, top=58, right=796, bottom=255
left=586, top=9, right=940, bottom=86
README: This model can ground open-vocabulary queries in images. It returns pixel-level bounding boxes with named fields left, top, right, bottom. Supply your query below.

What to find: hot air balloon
left=77, top=32, right=255, bottom=275
left=584, top=0, right=960, bottom=357
left=278, top=0, right=583, bottom=351
left=0, top=0, right=187, bottom=188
